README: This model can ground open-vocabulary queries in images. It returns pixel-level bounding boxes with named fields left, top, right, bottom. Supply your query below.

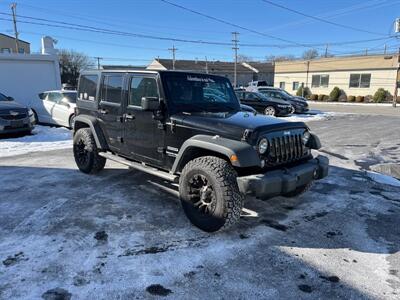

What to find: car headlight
left=28, top=108, right=34, bottom=116
left=258, top=138, right=269, bottom=154
left=302, top=131, right=311, bottom=144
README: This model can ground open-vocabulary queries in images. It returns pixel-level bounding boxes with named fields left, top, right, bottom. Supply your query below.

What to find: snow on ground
left=279, top=110, right=340, bottom=122
left=0, top=125, right=72, bottom=158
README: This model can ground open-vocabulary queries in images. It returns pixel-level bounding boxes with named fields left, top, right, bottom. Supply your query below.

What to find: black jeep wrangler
left=73, top=70, right=328, bottom=232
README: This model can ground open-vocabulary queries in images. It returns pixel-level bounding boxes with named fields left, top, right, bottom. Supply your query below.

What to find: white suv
left=32, top=90, right=77, bottom=128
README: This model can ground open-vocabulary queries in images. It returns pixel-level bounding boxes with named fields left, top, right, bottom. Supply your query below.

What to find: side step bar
left=98, top=152, right=178, bottom=182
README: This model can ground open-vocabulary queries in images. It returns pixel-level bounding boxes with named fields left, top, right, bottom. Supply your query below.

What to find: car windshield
left=62, top=92, right=77, bottom=103
left=162, top=73, right=240, bottom=114
left=0, top=93, right=9, bottom=101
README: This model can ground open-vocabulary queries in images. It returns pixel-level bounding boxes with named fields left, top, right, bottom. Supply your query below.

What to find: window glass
left=47, top=92, right=62, bottom=103
left=78, top=75, right=98, bottom=101
left=320, top=75, right=329, bottom=87
left=18, top=48, right=25, bottom=53
left=279, top=82, right=285, bottom=89
left=311, top=75, right=320, bottom=87
left=162, top=73, right=239, bottom=114
left=349, top=74, right=360, bottom=88
left=235, top=92, right=243, bottom=99
left=245, top=93, right=258, bottom=100
left=101, top=75, right=123, bottom=104
left=0, top=93, right=8, bottom=101
left=129, top=76, right=158, bottom=107
left=292, top=81, right=299, bottom=91
left=360, top=74, right=371, bottom=88
left=62, top=92, right=77, bottom=103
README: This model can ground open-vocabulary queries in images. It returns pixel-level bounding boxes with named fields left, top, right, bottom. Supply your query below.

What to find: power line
left=159, top=0, right=322, bottom=49
left=261, top=0, right=388, bottom=37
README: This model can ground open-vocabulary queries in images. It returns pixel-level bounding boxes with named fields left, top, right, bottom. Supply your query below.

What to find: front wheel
left=179, top=156, right=244, bottom=232
left=264, top=106, right=276, bottom=116
left=73, top=128, right=106, bottom=174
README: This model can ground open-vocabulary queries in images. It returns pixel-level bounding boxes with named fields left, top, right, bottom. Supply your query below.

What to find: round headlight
left=258, top=138, right=269, bottom=154
left=302, top=131, right=311, bottom=144
left=28, top=108, right=34, bottom=116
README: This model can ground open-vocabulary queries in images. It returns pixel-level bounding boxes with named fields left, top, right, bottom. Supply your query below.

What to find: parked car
left=32, top=90, right=77, bottom=128
left=73, top=70, right=328, bottom=232
left=257, top=87, right=309, bottom=114
left=247, top=80, right=270, bottom=91
left=0, top=92, right=35, bottom=135
left=235, top=91, right=292, bottom=116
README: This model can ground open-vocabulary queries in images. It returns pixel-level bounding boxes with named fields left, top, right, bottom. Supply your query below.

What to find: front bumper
left=237, top=155, right=329, bottom=199
left=276, top=106, right=292, bottom=116
left=0, top=116, right=34, bottom=134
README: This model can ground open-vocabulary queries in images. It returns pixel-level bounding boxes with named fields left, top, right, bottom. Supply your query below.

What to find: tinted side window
left=245, top=93, right=257, bottom=100
left=78, top=75, right=98, bottom=101
left=47, top=92, right=62, bottom=103
left=101, top=75, right=123, bottom=104
left=129, top=76, right=158, bottom=107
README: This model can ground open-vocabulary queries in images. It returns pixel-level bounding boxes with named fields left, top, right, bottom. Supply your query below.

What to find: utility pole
left=168, top=45, right=178, bottom=70
left=10, top=3, right=19, bottom=53
left=305, top=60, right=310, bottom=94
left=324, top=44, right=329, bottom=58
left=205, top=56, right=208, bottom=74
left=393, top=47, right=399, bottom=108
left=384, top=44, right=387, bottom=55
left=94, top=57, right=102, bottom=69
left=232, top=32, right=239, bottom=87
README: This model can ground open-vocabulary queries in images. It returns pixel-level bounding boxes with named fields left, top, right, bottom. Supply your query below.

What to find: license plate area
left=10, top=120, right=24, bottom=128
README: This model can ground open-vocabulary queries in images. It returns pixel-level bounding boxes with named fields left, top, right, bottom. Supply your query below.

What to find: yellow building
left=274, top=54, right=398, bottom=97
left=0, top=33, right=30, bottom=54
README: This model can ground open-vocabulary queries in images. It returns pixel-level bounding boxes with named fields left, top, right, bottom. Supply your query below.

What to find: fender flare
left=171, top=135, right=261, bottom=173
left=73, top=115, right=108, bottom=150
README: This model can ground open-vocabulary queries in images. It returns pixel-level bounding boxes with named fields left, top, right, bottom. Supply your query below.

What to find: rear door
left=52, top=92, right=71, bottom=126
left=122, top=74, right=163, bottom=165
left=44, top=92, right=63, bottom=124
left=98, top=73, right=124, bottom=151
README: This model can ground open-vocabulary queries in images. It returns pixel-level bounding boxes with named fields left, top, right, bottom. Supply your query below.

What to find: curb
left=309, top=102, right=398, bottom=107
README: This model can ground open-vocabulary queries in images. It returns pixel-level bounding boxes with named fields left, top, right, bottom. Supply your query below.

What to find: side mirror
left=6, top=96, right=14, bottom=101
left=141, top=97, right=159, bottom=111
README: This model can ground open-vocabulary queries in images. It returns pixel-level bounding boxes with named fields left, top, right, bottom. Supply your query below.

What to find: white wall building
left=0, top=36, right=61, bottom=107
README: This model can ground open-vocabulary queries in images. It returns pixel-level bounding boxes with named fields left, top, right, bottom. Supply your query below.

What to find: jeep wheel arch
left=73, top=115, right=108, bottom=150
left=171, top=135, right=260, bottom=174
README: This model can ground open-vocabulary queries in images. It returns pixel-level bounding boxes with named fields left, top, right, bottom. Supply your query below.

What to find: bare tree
left=58, top=49, right=94, bottom=86
left=265, top=54, right=296, bottom=62
left=237, top=54, right=254, bottom=62
left=302, top=49, right=319, bottom=60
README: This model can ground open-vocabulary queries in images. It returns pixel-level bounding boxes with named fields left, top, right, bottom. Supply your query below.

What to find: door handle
left=99, top=109, right=108, bottom=115
left=124, top=113, right=135, bottom=121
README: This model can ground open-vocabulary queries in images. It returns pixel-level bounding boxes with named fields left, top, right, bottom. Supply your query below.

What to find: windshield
left=62, top=92, right=77, bottom=103
left=0, top=93, right=9, bottom=101
left=161, top=73, right=240, bottom=114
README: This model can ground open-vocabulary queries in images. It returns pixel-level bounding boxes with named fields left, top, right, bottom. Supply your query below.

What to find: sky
left=0, top=0, right=399, bottom=66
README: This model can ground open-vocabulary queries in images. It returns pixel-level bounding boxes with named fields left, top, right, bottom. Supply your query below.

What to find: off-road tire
left=73, top=128, right=106, bottom=174
left=179, top=156, right=244, bottom=232
left=283, top=181, right=313, bottom=197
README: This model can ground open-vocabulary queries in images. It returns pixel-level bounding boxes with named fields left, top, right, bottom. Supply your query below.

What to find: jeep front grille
left=267, top=134, right=306, bottom=165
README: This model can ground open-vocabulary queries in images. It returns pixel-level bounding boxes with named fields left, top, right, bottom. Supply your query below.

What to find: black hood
left=0, top=100, right=28, bottom=113
left=171, top=111, right=307, bottom=141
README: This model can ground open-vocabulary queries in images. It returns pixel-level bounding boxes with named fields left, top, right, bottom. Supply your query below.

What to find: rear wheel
left=69, top=114, right=76, bottom=129
left=73, top=128, right=106, bottom=174
left=179, top=156, right=243, bottom=232
left=264, top=106, right=276, bottom=116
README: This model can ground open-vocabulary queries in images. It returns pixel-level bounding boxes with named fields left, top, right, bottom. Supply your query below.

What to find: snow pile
left=0, top=125, right=72, bottom=158
left=280, top=110, right=338, bottom=122
left=367, top=171, right=400, bottom=187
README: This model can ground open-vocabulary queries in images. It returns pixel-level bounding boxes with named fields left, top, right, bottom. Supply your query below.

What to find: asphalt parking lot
left=0, top=113, right=399, bottom=299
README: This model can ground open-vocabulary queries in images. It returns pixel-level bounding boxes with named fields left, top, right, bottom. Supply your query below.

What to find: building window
left=292, top=81, right=299, bottom=91
left=1, top=48, right=11, bottom=53
left=349, top=73, right=371, bottom=88
left=18, top=48, right=25, bottom=53
left=311, top=75, right=329, bottom=88
left=279, top=82, right=285, bottom=89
